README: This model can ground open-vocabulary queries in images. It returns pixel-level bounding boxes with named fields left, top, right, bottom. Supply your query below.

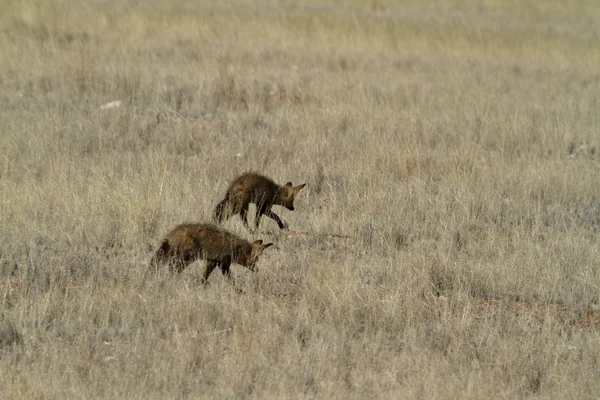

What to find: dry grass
left=1, top=0, right=600, bottom=398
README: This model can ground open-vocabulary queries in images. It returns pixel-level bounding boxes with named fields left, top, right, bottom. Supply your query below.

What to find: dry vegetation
left=1, top=0, right=600, bottom=398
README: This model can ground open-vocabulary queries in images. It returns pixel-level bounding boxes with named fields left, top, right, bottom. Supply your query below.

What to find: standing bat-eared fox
left=213, top=172, right=307, bottom=232
left=150, top=223, right=274, bottom=285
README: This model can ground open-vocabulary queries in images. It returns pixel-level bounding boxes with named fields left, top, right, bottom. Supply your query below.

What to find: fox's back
left=227, top=173, right=279, bottom=202
left=167, top=223, right=250, bottom=259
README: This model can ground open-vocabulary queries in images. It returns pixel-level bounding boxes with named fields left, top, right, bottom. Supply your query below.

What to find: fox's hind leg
left=169, top=246, right=198, bottom=274
left=239, top=202, right=251, bottom=230
left=150, top=240, right=171, bottom=270
left=201, top=260, right=217, bottom=285
left=169, top=258, right=188, bottom=274
left=214, top=198, right=230, bottom=223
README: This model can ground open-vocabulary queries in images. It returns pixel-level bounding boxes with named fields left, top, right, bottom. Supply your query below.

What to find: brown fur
left=214, top=172, right=307, bottom=232
left=149, top=223, right=273, bottom=285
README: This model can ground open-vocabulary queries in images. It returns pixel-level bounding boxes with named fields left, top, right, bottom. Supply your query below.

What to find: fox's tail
left=213, top=197, right=230, bottom=224
left=149, top=239, right=171, bottom=271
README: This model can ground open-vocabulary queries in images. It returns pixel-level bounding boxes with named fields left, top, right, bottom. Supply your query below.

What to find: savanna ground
left=1, top=0, right=600, bottom=398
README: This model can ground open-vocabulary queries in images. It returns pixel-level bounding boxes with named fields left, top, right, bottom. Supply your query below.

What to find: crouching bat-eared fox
left=150, top=222, right=273, bottom=285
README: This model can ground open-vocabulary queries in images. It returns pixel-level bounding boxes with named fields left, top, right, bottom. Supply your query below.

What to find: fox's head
left=246, top=240, right=274, bottom=272
left=278, top=182, right=307, bottom=211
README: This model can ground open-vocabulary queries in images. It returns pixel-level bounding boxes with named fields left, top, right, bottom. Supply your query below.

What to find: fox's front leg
left=219, top=257, right=234, bottom=282
left=221, top=265, right=232, bottom=281
left=264, top=209, right=288, bottom=230
left=220, top=259, right=243, bottom=293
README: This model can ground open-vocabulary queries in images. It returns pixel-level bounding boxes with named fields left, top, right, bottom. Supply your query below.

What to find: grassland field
left=1, top=0, right=600, bottom=398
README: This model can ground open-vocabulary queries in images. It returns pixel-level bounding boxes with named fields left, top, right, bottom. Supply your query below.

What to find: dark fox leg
left=253, top=206, right=264, bottom=231
left=213, top=197, right=230, bottom=223
left=149, top=253, right=161, bottom=272
left=239, top=202, right=251, bottom=231
left=169, top=249, right=197, bottom=274
left=168, top=259, right=183, bottom=274
left=220, top=258, right=242, bottom=292
left=169, top=256, right=190, bottom=274
left=149, top=240, right=171, bottom=271
left=220, top=258, right=232, bottom=283
left=201, top=260, right=217, bottom=285
left=264, top=208, right=287, bottom=230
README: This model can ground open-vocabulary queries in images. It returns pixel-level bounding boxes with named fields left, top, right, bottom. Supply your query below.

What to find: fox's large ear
left=295, top=183, right=307, bottom=191
left=285, top=182, right=293, bottom=187
left=252, top=241, right=273, bottom=257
